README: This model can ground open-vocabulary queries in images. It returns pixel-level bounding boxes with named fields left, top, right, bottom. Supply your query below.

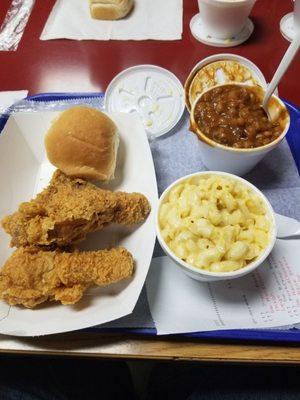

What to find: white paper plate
left=105, top=65, right=185, bottom=140
left=0, top=111, right=157, bottom=336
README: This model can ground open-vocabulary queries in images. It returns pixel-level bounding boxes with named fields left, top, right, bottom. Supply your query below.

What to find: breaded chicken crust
left=1, top=170, right=151, bottom=248
left=0, top=247, right=134, bottom=308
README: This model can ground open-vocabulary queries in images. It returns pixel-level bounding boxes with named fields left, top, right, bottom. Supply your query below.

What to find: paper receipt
left=146, top=239, right=300, bottom=335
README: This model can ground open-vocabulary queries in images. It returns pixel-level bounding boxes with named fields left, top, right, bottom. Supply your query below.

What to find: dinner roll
left=89, top=0, right=134, bottom=20
left=45, top=106, right=119, bottom=182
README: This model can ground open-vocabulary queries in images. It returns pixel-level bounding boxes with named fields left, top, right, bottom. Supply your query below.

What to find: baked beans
left=194, top=85, right=284, bottom=149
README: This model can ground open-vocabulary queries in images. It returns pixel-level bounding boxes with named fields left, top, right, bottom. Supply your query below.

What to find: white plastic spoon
left=275, top=213, right=300, bottom=239
left=262, top=31, right=300, bottom=120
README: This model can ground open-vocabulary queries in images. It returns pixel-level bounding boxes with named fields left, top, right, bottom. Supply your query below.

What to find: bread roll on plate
left=89, top=0, right=134, bottom=20
left=45, top=106, right=119, bottom=182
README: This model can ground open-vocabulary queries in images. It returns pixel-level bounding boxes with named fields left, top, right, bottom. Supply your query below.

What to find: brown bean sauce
left=194, top=85, right=284, bottom=149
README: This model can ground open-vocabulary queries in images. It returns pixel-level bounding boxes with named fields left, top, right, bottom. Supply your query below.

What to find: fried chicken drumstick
left=0, top=247, right=134, bottom=308
left=2, top=170, right=151, bottom=248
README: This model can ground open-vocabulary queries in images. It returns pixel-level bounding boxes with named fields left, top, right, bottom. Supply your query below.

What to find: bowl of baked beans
left=190, top=83, right=290, bottom=176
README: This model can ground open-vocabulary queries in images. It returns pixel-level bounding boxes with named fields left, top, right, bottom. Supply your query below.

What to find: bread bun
left=45, top=106, right=119, bottom=182
left=89, top=0, right=134, bottom=20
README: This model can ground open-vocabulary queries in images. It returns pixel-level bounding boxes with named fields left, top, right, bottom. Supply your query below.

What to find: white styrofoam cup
left=198, top=0, right=256, bottom=39
left=156, top=171, right=276, bottom=282
left=190, top=83, right=290, bottom=176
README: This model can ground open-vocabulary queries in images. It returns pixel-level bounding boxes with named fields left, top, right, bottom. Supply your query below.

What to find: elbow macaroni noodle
left=159, top=175, right=271, bottom=273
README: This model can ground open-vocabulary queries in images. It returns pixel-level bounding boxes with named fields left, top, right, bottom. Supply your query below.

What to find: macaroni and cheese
left=158, top=175, right=271, bottom=273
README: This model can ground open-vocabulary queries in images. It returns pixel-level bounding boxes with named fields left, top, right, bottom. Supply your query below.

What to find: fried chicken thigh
left=2, top=170, right=151, bottom=248
left=0, top=247, right=134, bottom=308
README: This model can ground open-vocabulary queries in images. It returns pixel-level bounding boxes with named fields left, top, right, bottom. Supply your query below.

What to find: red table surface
left=0, top=0, right=299, bottom=105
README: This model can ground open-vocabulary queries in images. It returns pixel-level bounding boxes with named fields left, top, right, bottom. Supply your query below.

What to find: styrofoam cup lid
left=105, top=65, right=185, bottom=140
left=280, top=12, right=295, bottom=42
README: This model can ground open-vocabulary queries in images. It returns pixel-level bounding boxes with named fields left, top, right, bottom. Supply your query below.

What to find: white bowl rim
left=184, top=53, right=268, bottom=111
left=190, top=82, right=290, bottom=153
left=156, top=171, right=277, bottom=279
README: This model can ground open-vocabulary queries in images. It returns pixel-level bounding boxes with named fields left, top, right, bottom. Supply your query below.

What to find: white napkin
left=0, top=90, right=28, bottom=113
left=40, top=0, right=183, bottom=41
left=147, top=238, right=300, bottom=335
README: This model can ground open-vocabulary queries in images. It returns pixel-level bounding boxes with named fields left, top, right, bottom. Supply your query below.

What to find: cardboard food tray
left=0, top=92, right=158, bottom=336
left=1, top=92, right=300, bottom=343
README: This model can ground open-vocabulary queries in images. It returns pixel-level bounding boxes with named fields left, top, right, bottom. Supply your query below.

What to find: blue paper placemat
left=1, top=91, right=300, bottom=343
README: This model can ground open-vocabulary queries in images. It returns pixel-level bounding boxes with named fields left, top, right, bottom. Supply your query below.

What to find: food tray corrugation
left=1, top=92, right=300, bottom=343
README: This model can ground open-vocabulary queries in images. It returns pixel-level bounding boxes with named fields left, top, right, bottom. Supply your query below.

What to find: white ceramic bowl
left=190, top=83, right=290, bottom=176
left=156, top=171, right=277, bottom=282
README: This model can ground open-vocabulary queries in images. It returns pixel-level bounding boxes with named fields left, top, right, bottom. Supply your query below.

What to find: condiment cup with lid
left=190, top=83, right=290, bottom=176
